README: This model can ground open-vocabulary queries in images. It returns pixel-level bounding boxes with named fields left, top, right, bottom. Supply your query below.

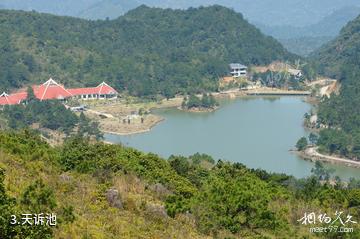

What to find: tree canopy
left=0, top=100, right=102, bottom=139
left=0, top=5, right=296, bottom=97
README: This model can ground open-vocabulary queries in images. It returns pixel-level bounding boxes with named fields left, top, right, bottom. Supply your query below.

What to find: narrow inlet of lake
left=105, top=96, right=360, bottom=179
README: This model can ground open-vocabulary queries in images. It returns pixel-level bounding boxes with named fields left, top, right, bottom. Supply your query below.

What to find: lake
left=105, top=96, right=360, bottom=179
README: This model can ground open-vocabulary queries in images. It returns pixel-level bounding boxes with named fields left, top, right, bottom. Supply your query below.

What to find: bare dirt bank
left=296, top=147, right=360, bottom=169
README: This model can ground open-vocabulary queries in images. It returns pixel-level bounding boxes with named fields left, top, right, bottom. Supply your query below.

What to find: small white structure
left=288, top=69, right=303, bottom=79
left=230, top=63, right=247, bottom=78
left=310, top=115, right=318, bottom=125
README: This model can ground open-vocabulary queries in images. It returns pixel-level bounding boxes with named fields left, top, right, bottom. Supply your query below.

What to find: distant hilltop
left=0, top=5, right=295, bottom=98
left=0, top=0, right=359, bottom=27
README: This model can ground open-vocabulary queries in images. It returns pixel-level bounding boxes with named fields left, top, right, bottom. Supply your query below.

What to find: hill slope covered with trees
left=0, top=5, right=295, bottom=97
left=312, top=14, right=360, bottom=78
left=310, top=14, right=360, bottom=160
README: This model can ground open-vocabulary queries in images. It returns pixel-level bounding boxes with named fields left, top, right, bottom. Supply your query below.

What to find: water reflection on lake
left=106, top=96, right=360, bottom=180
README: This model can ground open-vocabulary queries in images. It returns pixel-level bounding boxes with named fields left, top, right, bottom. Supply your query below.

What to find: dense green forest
left=0, top=5, right=295, bottom=97
left=0, top=130, right=359, bottom=238
left=316, top=67, right=360, bottom=159
left=312, top=14, right=360, bottom=78
left=310, top=13, right=360, bottom=160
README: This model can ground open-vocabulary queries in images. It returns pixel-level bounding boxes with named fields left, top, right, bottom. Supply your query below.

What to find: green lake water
left=105, top=96, right=360, bottom=179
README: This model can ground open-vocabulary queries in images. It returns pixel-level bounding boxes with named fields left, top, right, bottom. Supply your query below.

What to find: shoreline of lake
left=294, top=147, right=360, bottom=169
left=94, top=88, right=310, bottom=136
left=104, top=97, right=360, bottom=179
left=100, top=117, right=165, bottom=136
left=177, top=106, right=220, bottom=113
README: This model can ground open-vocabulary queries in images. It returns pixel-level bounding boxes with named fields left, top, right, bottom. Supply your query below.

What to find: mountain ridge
left=0, top=5, right=296, bottom=96
left=257, top=6, right=360, bottom=39
left=0, top=0, right=359, bottom=27
left=256, top=6, right=360, bottom=56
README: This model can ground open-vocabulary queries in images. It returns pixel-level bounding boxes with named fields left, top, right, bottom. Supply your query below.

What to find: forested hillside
left=310, top=14, right=360, bottom=160
left=312, top=14, right=360, bottom=78
left=0, top=6, right=295, bottom=97
left=1, top=131, right=359, bottom=238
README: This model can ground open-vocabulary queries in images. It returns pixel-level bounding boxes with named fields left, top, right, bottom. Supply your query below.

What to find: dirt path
left=86, top=109, right=115, bottom=118
left=301, top=147, right=360, bottom=168
left=307, top=78, right=336, bottom=87
left=245, top=88, right=310, bottom=96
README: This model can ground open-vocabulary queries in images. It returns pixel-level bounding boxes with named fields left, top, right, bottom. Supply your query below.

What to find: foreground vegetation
left=0, top=89, right=102, bottom=140
left=0, top=130, right=359, bottom=238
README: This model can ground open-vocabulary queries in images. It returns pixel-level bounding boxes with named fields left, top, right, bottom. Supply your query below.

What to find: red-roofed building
left=68, top=82, right=118, bottom=100
left=0, top=92, right=11, bottom=105
left=0, top=92, right=27, bottom=105
left=0, top=78, right=118, bottom=106
left=33, top=78, right=73, bottom=101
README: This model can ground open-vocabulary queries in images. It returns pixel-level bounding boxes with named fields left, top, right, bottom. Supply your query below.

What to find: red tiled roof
left=0, top=93, right=11, bottom=105
left=0, top=92, right=27, bottom=105
left=67, top=87, right=100, bottom=95
left=97, top=82, right=118, bottom=95
left=33, top=78, right=73, bottom=100
left=9, top=92, right=27, bottom=104
left=0, top=79, right=118, bottom=106
left=68, top=82, right=118, bottom=96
